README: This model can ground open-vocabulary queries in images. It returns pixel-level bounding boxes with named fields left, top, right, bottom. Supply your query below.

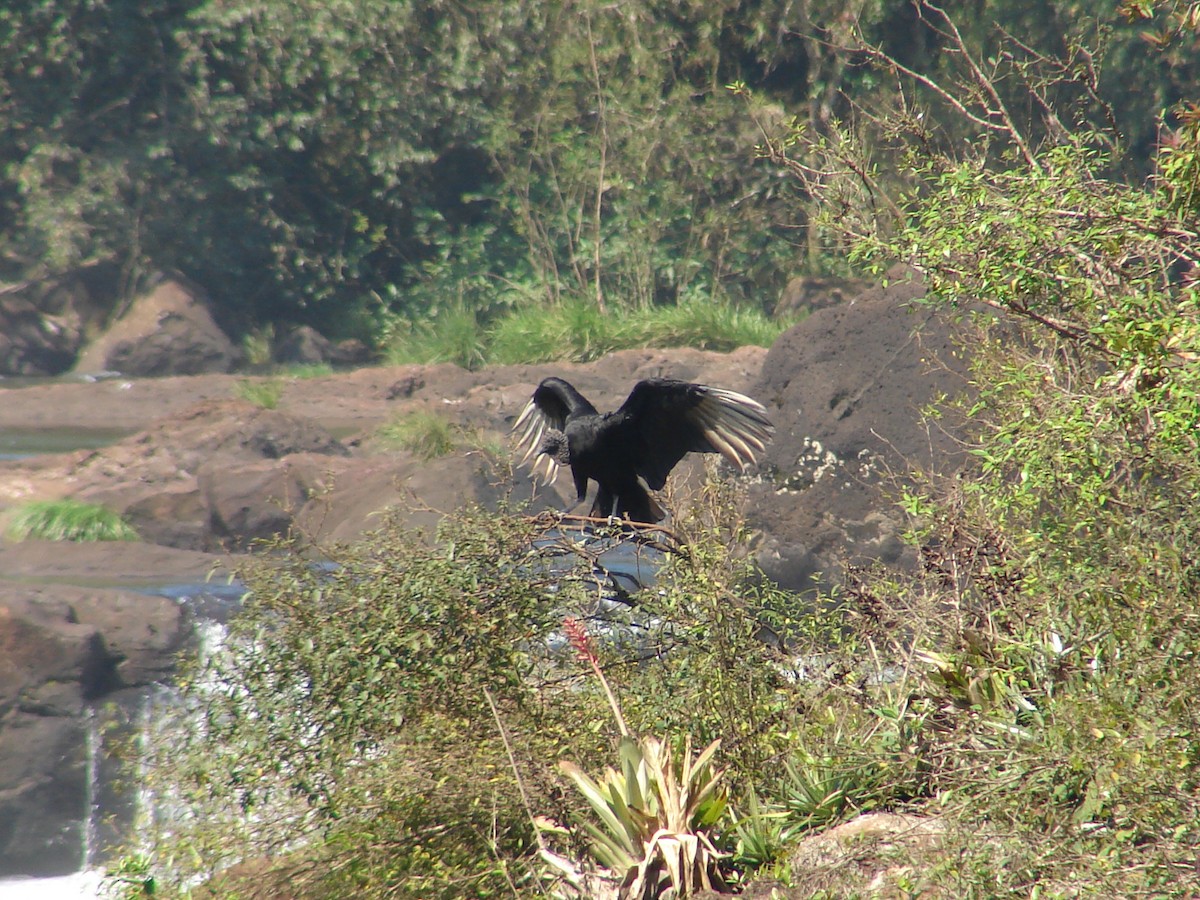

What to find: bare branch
left=918, top=3, right=1042, bottom=170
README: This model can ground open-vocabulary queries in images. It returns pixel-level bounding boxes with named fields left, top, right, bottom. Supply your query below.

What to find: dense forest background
left=1, top=0, right=1194, bottom=344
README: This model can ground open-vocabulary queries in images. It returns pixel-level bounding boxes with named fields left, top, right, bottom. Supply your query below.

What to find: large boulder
left=0, top=294, right=81, bottom=376
left=0, top=266, right=118, bottom=376
left=0, top=583, right=188, bottom=876
left=748, top=270, right=978, bottom=592
left=73, top=276, right=241, bottom=376
left=272, top=325, right=374, bottom=369
left=273, top=325, right=332, bottom=367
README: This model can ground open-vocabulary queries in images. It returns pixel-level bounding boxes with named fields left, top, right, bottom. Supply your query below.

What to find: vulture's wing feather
left=512, top=377, right=599, bottom=484
left=619, top=378, right=774, bottom=490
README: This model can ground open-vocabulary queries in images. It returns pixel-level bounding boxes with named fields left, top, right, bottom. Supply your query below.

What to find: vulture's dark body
left=514, top=376, right=774, bottom=524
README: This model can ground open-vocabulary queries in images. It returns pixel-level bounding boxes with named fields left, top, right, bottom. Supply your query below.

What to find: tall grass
left=488, top=297, right=632, bottom=364
left=385, top=307, right=488, bottom=370
left=6, top=499, right=139, bottom=542
left=632, top=300, right=792, bottom=351
left=391, top=297, right=792, bottom=368
left=235, top=378, right=283, bottom=409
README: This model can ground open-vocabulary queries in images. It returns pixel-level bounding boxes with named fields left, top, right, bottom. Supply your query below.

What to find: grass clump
left=630, top=300, right=793, bottom=352
left=278, top=362, right=334, bottom=379
left=385, top=306, right=488, bottom=370
left=487, top=297, right=633, bottom=364
left=235, top=378, right=283, bottom=409
left=376, top=410, right=458, bottom=460
left=6, top=499, right=138, bottom=542
left=240, top=324, right=276, bottom=368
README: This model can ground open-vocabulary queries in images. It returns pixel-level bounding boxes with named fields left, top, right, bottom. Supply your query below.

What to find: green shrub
left=125, top=473, right=813, bottom=897
left=6, top=499, right=138, bottom=542
left=754, top=4, right=1200, bottom=891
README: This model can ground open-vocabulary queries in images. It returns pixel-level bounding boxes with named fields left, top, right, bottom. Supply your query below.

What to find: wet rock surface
left=0, top=583, right=189, bottom=875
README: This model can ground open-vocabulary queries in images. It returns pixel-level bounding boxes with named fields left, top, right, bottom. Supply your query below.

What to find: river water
left=0, top=428, right=130, bottom=462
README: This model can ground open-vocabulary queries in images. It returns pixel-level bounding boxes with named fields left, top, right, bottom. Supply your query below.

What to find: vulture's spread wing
left=618, top=378, right=774, bottom=489
left=512, top=377, right=598, bottom=484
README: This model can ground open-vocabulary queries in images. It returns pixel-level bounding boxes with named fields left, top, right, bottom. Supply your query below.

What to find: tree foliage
left=5, top=0, right=1191, bottom=344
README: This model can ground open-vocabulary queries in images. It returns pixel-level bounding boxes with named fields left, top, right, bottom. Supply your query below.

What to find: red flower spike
left=563, top=616, right=595, bottom=664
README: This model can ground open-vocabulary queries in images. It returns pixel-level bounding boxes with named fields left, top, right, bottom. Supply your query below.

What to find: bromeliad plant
left=559, top=735, right=729, bottom=899
left=553, top=618, right=731, bottom=899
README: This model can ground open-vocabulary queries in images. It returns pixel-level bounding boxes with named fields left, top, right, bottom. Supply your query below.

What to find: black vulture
left=513, top=376, right=774, bottom=524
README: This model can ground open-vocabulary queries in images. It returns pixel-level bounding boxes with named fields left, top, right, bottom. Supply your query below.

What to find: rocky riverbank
left=0, top=270, right=978, bottom=876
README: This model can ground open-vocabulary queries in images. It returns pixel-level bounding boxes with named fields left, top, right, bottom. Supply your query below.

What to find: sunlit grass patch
left=278, top=362, right=333, bottom=379
left=376, top=410, right=458, bottom=460
left=631, top=299, right=794, bottom=351
left=488, top=297, right=631, bottom=364
left=6, top=499, right=139, bottom=542
left=489, top=296, right=788, bottom=364
left=235, top=378, right=283, bottom=409
left=387, top=293, right=791, bottom=368
left=385, top=307, right=487, bottom=370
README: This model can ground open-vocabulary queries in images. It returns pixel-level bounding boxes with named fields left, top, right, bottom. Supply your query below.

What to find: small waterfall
left=81, top=709, right=99, bottom=873
left=0, top=581, right=243, bottom=899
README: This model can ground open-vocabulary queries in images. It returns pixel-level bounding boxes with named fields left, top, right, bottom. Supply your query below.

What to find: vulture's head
left=537, top=429, right=572, bottom=466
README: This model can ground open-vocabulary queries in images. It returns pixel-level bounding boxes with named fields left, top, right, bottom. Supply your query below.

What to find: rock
left=198, top=453, right=338, bottom=551
left=774, top=274, right=871, bottom=318
left=291, top=449, right=552, bottom=545
left=0, top=293, right=80, bottom=376
left=0, top=713, right=87, bottom=876
left=73, top=275, right=242, bottom=376
left=0, top=583, right=187, bottom=719
left=120, top=485, right=213, bottom=550
left=273, top=325, right=332, bottom=366
left=0, top=265, right=118, bottom=376
left=385, top=372, right=426, bottom=399
left=329, top=337, right=372, bottom=366
left=0, top=398, right=353, bottom=550
left=268, top=326, right=372, bottom=369
left=0, top=583, right=188, bottom=876
left=63, top=400, right=351, bottom=550
left=748, top=268, right=978, bottom=592
left=785, top=813, right=946, bottom=898
left=0, top=539, right=231, bottom=587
